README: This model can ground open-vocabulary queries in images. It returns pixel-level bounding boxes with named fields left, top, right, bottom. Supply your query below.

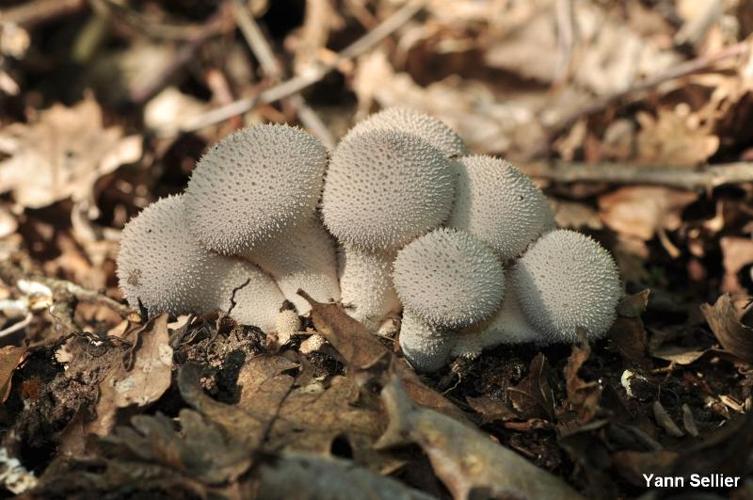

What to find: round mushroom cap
left=185, top=124, right=328, bottom=255
left=399, top=310, right=453, bottom=372
left=322, top=130, right=455, bottom=250
left=512, top=229, right=622, bottom=342
left=393, top=228, right=505, bottom=329
left=117, top=195, right=218, bottom=316
left=346, top=107, right=467, bottom=158
left=447, top=155, right=555, bottom=261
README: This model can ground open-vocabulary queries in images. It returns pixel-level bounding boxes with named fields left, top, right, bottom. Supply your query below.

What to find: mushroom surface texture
left=512, top=229, right=622, bottom=342
left=452, top=278, right=546, bottom=357
left=345, top=107, right=467, bottom=158
left=184, top=124, right=339, bottom=311
left=117, top=195, right=285, bottom=330
left=322, top=129, right=455, bottom=251
left=448, top=155, right=555, bottom=261
left=393, top=228, right=505, bottom=329
left=185, top=124, right=328, bottom=255
left=337, top=244, right=401, bottom=331
left=399, top=310, right=453, bottom=372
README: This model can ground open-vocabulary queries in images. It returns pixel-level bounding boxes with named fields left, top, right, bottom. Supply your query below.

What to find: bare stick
left=0, top=313, right=32, bottom=339
left=0, top=0, right=85, bottom=28
left=183, top=0, right=425, bottom=132
left=520, top=161, right=753, bottom=190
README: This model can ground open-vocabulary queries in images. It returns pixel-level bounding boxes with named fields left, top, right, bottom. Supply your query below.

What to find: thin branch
left=0, top=313, right=32, bottom=339
left=182, top=0, right=425, bottom=132
left=519, top=161, right=753, bottom=190
left=546, top=40, right=752, bottom=142
left=0, top=0, right=85, bottom=28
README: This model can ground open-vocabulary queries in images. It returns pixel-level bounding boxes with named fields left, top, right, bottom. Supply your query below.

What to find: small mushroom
left=184, top=124, right=340, bottom=314
left=447, top=155, right=555, bottom=261
left=344, top=107, right=467, bottom=158
left=512, top=229, right=623, bottom=342
left=116, top=195, right=284, bottom=331
left=398, top=310, right=453, bottom=372
left=393, top=228, right=505, bottom=329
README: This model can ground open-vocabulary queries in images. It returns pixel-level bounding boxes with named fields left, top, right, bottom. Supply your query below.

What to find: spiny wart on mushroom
left=117, top=108, right=623, bottom=372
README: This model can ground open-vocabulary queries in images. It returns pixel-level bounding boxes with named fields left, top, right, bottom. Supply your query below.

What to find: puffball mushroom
left=393, top=228, right=505, bottom=329
left=322, top=129, right=455, bottom=250
left=399, top=310, right=453, bottom=372
left=345, top=107, right=467, bottom=158
left=116, top=195, right=284, bottom=331
left=447, top=155, right=555, bottom=261
left=184, top=124, right=340, bottom=314
left=337, top=244, right=401, bottom=331
left=512, top=229, right=622, bottom=342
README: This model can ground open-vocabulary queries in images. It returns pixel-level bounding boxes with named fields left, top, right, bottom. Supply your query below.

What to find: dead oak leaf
left=636, top=105, right=719, bottom=167
left=0, top=96, right=141, bottom=209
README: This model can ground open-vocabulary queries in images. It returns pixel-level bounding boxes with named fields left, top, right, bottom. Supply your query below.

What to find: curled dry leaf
left=506, top=353, right=556, bottom=421
left=560, top=335, right=602, bottom=430
left=0, top=345, right=26, bottom=403
left=376, top=377, right=584, bottom=500
left=701, top=294, right=753, bottom=363
left=636, top=105, right=720, bottom=167
left=0, top=96, right=141, bottom=209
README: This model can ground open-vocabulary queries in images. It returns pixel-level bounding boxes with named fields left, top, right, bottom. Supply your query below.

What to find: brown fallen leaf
left=701, top=294, right=753, bottom=363
left=610, top=291, right=651, bottom=367
left=636, top=105, right=719, bottom=167
left=506, top=353, right=556, bottom=420
left=559, top=334, right=602, bottom=431
left=0, top=95, right=141, bottom=209
left=465, top=395, right=517, bottom=424
left=376, top=376, right=584, bottom=500
left=598, top=186, right=698, bottom=241
left=91, top=314, right=172, bottom=435
left=0, top=345, right=26, bottom=403
left=299, top=290, right=388, bottom=372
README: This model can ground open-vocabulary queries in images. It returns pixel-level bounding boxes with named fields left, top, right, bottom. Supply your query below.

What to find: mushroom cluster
left=117, top=108, right=622, bottom=371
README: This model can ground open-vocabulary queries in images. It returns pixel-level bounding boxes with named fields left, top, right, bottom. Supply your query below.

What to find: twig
left=232, top=0, right=336, bottom=148
left=553, top=0, right=576, bottom=87
left=0, top=0, right=85, bottom=28
left=519, top=161, right=753, bottom=190
left=0, top=313, right=32, bottom=339
left=545, top=40, right=751, bottom=143
left=182, top=0, right=425, bottom=132
left=227, top=278, right=251, bottom=317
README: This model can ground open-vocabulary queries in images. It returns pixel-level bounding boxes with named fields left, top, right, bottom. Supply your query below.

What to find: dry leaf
left=0, top=96, right=141, bottom=209
left=506, top=353, right=556, bottom=420
left=560, top=335, right=602, bottom=429
left=92, top=314, right=172, bottom=435
left=376, top=377, right=584, bottom=500
left=701, top=294, right=753, bottom=363
left=720, top=236, right=753, bottom=294
left=598, top=186, right=697, bottom=241
left=636, top=105, right=719, bottom=167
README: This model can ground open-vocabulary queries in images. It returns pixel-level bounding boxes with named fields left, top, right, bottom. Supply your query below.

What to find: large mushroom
left=116, top=194, right=285, bottom=331
left=184, top=124, right=340, bottom=314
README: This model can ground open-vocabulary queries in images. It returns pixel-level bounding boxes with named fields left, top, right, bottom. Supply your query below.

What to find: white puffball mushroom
left=117, top=195, right=210, bottom=316
left=274, top=305, right=302, bottom=345
left=184, top=124, right=340, bottom=313
left=452, top=278, right=547, bottom=357
left=399, top=310, right=453, bottom=372
left=322, top=129, right=455, bottom=251
left=346, top=107, right=467, bottom=158
left=447, top=155, right=555, bottom=261
left=393, top=228, right=505, bottom=329
left=117, top=195, right=285, bottom=331
left=185, top=124, right=327, bottom=254
left=337, top=244, right=401, bottom=331
left=512, top=229, right=622, bottom=342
